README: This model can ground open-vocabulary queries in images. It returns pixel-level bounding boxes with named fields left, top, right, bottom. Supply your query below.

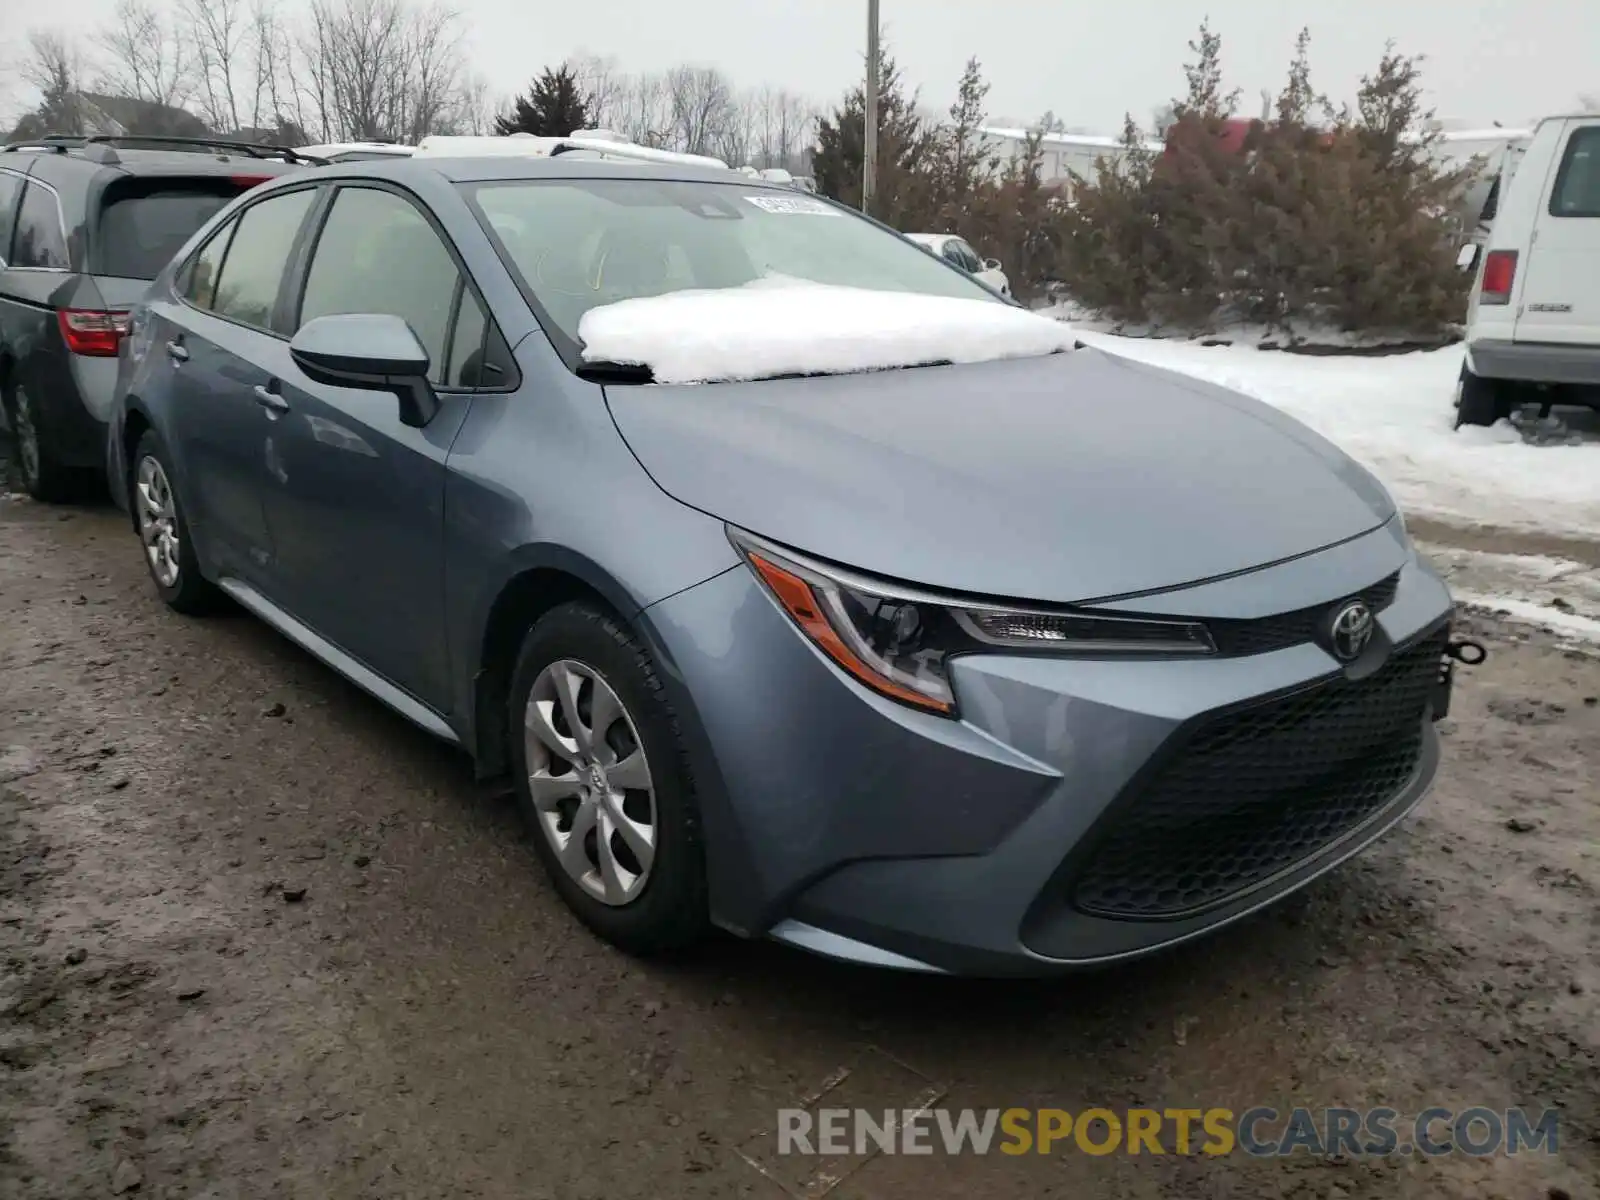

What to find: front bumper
left=644, top=528, right=1456, bottom=977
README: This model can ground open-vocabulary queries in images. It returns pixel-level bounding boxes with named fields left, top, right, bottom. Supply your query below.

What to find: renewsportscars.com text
left=777, top=1106, right=1560, bottom=1158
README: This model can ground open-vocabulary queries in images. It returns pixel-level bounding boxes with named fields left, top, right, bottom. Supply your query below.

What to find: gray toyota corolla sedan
left=107, top=146, right=1471, bottom=976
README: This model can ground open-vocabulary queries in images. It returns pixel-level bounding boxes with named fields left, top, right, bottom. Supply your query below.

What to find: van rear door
left=1514, top=118, right=1600, bottom=346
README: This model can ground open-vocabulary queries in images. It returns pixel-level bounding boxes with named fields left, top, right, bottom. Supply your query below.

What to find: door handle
left=165, top=340, right=189, bottom=362
left=253, top=384, right=290, bottom=415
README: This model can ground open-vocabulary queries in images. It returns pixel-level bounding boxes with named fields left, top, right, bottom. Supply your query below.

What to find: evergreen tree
left=811, top=44, right=935, bottom=223
left=1173, top=18, right=1240, bottom=123
left=496, top=66, right=593, bottom=137
left=938, top=57, right=992, bottom=207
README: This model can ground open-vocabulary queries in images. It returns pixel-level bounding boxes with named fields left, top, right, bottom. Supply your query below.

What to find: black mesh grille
left=1070, top=627, right=1444, bottom=921
left=1203, top=572, right=1401, bottom=657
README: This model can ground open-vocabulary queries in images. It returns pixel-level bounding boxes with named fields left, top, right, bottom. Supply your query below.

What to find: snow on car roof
left=578, top=279, right=1076, bottom=385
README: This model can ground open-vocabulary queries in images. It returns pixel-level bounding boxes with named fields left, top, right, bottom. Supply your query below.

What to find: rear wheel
left=131, top=430, right=223, bottom=614
left=508, top=602, right=709, bottom=955
left=1454, top=365, right=1513, bottom=428
left=5, top=383, right=77, bottom=502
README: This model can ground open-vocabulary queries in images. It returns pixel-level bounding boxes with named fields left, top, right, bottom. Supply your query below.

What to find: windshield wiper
left=575, top=360, right=655, bottom=384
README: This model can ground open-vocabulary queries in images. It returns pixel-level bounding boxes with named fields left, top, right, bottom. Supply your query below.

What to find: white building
left=980, top=122, right=1532, bottom=202
left=979, top=126, right=1163, bottom=196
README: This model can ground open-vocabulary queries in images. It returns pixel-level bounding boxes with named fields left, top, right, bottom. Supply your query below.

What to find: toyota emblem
left=1328, top=600, right=1375, bottom=662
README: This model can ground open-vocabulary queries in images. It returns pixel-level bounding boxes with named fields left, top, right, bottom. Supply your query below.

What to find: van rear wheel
left=5, top=383, right=77, bottom=502
left=1454, top=365, right=1512, bottom=429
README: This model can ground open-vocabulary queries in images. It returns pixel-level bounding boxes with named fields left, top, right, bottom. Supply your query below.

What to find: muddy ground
left=1, top=484, right=1596, bottom=1199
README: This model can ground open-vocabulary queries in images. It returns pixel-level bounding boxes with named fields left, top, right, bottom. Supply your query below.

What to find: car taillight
left=1480, top=250, right=1517, bottom=305
left=230, top=174, right=273, bottom=188
left=57, top=308, right=132, bottom=357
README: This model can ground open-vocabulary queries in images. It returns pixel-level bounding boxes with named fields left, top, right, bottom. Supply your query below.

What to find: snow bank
left=1456, top=594, right=1600, bottom=646
left=1075, top=333, right=1600, bottom=540
left=1421, top=544, right=1600, bottom=645
left=579, top=281, right=1077, bottom=385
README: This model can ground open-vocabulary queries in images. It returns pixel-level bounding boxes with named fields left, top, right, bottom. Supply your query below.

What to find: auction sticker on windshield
left=744, top=194, right=841, bottom=216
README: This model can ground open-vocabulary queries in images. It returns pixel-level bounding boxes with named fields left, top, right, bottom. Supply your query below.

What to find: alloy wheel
left=523, top=659, right=658, bottom=906
left=135, top=455, right=182, bottom=588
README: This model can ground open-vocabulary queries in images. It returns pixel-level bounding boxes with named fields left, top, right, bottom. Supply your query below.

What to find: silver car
left=107, top=151, right=1467, bottom=976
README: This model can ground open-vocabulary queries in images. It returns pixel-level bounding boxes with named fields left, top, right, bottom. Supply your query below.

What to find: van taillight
left=1480, top=250, right=1517, bottom=305
left=57, top=308, right=132, bottom=357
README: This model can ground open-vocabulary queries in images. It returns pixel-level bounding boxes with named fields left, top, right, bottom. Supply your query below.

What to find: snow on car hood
left=605, top=347, right=1396, bottom=605
left=577, top=279, right=1076, bottom=384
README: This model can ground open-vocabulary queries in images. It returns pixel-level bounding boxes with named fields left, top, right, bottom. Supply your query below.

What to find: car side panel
left=154, top=298, right=281, bottom=582
left=258, top=338, right=469, bottom=714
left=440, top=330, right=741, bottom=742
left=0, top=272, right=110, bottom=468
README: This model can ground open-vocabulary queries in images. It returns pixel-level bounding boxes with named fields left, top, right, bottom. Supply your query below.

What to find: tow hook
left=1433, top=637, right=1487, bottom=721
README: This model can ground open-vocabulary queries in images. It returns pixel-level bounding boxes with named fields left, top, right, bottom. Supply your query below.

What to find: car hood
left=604, top=348, right=1394, bottom=603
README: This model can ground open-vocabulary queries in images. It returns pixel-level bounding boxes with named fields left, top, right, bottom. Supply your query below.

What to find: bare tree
left=449, top=72, right=496, bottom=135
left=716, top=90, right=758, bottom=167
left=95, top=0, right=194, bottom=110
left=251, top=1, right=311, bottom=141
left=666, top=65, right=732, bottom=156
left=400, top=2, right=469, bottom=141
left=567, top=52, right=623, bottom=130
left=295, top=0, right=472, bottom=142
left=611, top=71, right=672, bottom=147
left=774, top=91, right=816, bottom=173
left=751, top=85, right=810, bottom=169
left=182, top=0, right=264, bottom=133
left=12, top=29, right=93, bottom=136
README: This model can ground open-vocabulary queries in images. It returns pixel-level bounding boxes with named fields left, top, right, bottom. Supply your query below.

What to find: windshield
left=94, top=183, right=241, bottom=280
left=461, top=178, right=998, bottom=352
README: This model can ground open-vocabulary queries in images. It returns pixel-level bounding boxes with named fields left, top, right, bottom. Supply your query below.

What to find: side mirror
left=289, top=313, right=439, bottom=428
left=1456, top=243, right=1481, bottom=271
left=983, top=258, right=1002, bottom=272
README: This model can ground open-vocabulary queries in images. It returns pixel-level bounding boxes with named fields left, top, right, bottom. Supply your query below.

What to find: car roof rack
left=0, top=134, right=325, bottom=166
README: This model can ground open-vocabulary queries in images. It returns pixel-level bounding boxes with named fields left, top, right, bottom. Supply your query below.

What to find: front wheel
left=508, top=602, right=709, bottom=955
left=131, top=430, right=223, bottom=614
left=1454, top=365, right=1512, bottom=428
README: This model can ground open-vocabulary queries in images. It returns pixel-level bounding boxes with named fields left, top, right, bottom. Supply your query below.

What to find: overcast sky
left=24, top=0, right=1600, bottom=133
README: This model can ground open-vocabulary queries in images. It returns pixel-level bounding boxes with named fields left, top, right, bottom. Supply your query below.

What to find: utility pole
left=863, top=0, right=880, bottom=217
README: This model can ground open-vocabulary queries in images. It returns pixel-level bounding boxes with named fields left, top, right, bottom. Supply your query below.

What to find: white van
left=297, top=141, right=415, bottom=163
left=1456, top=114, right=1600, bottom=427
left=413, top=131, right=729, bottom=172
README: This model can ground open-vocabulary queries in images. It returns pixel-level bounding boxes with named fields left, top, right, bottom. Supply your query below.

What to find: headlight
left=729, top=529, right=1215, bottom=716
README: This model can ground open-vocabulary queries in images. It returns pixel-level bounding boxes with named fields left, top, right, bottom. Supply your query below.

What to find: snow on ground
left=1421, top=543, right=1600, bottom=648
left=1075, top=333, right=1600, bottom=540
left=580, top=281, right=1076, bottom=385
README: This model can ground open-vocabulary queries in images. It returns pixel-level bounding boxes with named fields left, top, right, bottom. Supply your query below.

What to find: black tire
left=5, top=382, right=78, bottom=503
left=130, top=429, right=224, bottom=615
left=1454, top=365, right=1512, bottom=429
left=508, top=602, right=709, bottom=955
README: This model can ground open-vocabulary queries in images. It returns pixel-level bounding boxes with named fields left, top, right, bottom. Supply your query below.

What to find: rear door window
left=184, top=217, right=239, bottom=310
left=94, top=183, right=240, bottom=280
left=11, top=182, right=70, bottom=270
left=1550, top=125, right=1600, bottom=218
left=209, top=188, right=318, bottom=332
